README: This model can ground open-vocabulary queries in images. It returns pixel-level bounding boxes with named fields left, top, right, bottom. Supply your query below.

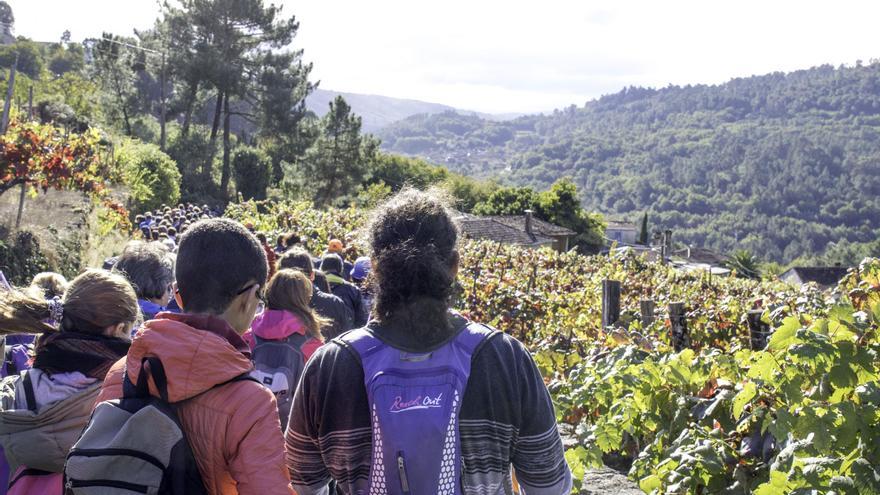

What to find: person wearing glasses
left=96, top=218, right=295, bottom=495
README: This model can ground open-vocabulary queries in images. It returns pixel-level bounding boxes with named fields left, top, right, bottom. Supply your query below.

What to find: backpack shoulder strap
left=283, top=332, right=310, bottom=348
left=452, top=322, right=500, bottom=359
left=455, top=322, right=498, bottom=356
left=21, top=371, right=37, bottom=412
left=213, top=373, right=261, bottom=389
left=337, top=327, right=382, bottom=361
left=121, top=357, right=171, bottom=401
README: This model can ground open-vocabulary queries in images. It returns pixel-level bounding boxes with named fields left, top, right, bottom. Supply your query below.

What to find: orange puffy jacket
left=97, top=313, right=295, bottom=495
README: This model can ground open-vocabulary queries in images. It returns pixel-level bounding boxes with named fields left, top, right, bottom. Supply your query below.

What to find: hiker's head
left=265, top=269, right=325, bottom=340
left=351, top=257, right=371, bottom=284
left=277, top=248, right=315, bottom=280
left=0, top=269, right=138, bottom=339
left=319, top=253, right=343, bottom=276
left=174, top=218, right=268, bottom=333
left=285, top=233, right=300, bottom=248
left=113, top=241, right=175, bottom=306
left=255, top=232, right=268, bottom=245
left=327, top=239, right=344, bottom=254
left=30, top=272, right=69, bottom=300
left=367, top=188, right=459, bottom=327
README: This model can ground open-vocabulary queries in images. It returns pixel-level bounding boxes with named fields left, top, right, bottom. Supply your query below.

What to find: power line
left=87, top=36, right=164, bottom=56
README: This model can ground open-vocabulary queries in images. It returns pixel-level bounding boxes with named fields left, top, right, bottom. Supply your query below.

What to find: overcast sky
left=9, top=0, right=880, bottom=114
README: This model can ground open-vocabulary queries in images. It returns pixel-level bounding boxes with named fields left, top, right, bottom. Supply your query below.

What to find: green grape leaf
left=564, top=446, right=587, bottom=488
left=768, top=317, right=801, bottom=351
left=754, top=470, right=789, bottom=495
left=830, top=363, right=858, bottom=390
left=639, top=474, right=662, bottom=493
left=733, top=381, right=757, bottom=420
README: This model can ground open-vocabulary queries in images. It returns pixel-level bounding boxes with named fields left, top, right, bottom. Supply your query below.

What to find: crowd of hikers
left=0, top=189, right=572, bottom=495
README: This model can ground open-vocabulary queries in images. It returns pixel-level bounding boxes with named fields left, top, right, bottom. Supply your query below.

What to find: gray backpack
left=64, top=357, right=258, bottom=494
left=250, top=334, right=308, bottom=429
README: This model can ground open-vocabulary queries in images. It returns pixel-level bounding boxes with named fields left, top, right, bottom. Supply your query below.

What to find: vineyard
left=227, top=200, right=880, bottom=495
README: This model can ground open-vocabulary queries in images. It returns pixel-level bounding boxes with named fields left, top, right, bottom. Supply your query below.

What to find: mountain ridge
left=305, top=88, right=521, bottom=132
left=375, top=62, right=880, bottom=263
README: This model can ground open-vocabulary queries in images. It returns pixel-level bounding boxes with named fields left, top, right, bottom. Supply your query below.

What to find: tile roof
left=671, top=247, right=728, bottom=266
left=457, top=217, right=555, bottom=246
left=780, top=267, right=850, bottom=287
left=489, top=215, right=576, bottom=237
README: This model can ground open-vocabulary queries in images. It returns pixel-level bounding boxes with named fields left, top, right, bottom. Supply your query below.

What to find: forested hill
left=306, top=89, right=456, bottom=132
left=377, top=62, right=880, bottom=263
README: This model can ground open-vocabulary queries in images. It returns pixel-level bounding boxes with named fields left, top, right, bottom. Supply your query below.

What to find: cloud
left=11, top=0, right=880, bottom=113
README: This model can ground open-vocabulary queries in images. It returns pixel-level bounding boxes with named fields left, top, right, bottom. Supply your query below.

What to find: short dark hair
left=255, top=232, right=267, bottom=244
left=113, top=241, right=175, bottom=300
left=320, top=253, right=343, bottom=275
left=277, top=248, right=314, bottom=276
left=175, top=219, right=268, bottom=314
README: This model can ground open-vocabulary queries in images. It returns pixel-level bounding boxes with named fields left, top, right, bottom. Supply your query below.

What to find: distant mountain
left=305, top=88, right=520, bottom=132
left=376, top=63, right=880, bottom=263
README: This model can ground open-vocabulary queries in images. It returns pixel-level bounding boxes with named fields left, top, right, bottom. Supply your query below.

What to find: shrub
left=129, top=114, right=160, bottom=144
left=232, top=146, right=271, bottom=201
left=0, top=228, right=50, bottom=286
left=116, top=140, right=181, bottom=213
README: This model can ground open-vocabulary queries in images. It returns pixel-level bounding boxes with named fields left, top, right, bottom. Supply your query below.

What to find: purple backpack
left=341, top=321, right=495, bottom=494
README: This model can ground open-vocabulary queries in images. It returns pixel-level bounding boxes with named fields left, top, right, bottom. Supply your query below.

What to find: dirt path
left=579, top=468, right=643, bottom=495
left=559, top=424, right=643, bottom=494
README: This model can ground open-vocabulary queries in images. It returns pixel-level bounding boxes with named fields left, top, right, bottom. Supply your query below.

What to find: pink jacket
left=97, top=313, right=294, bottom=495
left=243, top=310, right=322, bottom=360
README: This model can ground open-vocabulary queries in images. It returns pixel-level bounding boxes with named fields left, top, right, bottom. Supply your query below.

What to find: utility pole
left=159, top=51, right=166, bottom=151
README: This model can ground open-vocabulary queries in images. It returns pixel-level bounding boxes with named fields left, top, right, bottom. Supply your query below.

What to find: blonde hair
left=0, top=269, right=140, bottom=336
left=30, top=272, right=69, bottom=299
left=265, top=269, right=328, bottom=341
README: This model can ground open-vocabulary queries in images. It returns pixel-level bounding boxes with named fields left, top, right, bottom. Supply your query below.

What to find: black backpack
left=64, top=357, right=258, bottom=494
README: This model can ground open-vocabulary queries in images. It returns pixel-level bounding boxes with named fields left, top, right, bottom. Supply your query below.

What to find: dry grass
left=0, top=188, right=128, bottom=274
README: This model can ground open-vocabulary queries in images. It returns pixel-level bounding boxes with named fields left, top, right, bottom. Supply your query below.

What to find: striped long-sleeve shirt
left=285, top=315, right=572, bottom=495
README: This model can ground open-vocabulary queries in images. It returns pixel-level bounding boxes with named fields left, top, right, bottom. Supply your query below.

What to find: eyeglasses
left=236, top=282, right=265, bottom=303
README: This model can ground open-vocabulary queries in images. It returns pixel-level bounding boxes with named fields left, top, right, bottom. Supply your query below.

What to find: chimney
left=524, top=210, right=534, bottom=236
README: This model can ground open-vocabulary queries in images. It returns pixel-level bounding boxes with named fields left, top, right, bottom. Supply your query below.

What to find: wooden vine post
left=602, top=279, right=621, bottom=329
left=746, top=310, right=772, bottom=350
left=668, top=302, right=690, bottom=351
left=640, top=299, right=655, bottom=329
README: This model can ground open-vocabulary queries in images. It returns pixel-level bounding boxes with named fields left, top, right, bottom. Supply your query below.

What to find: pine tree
left=299, top=96, right=376, bottom=205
